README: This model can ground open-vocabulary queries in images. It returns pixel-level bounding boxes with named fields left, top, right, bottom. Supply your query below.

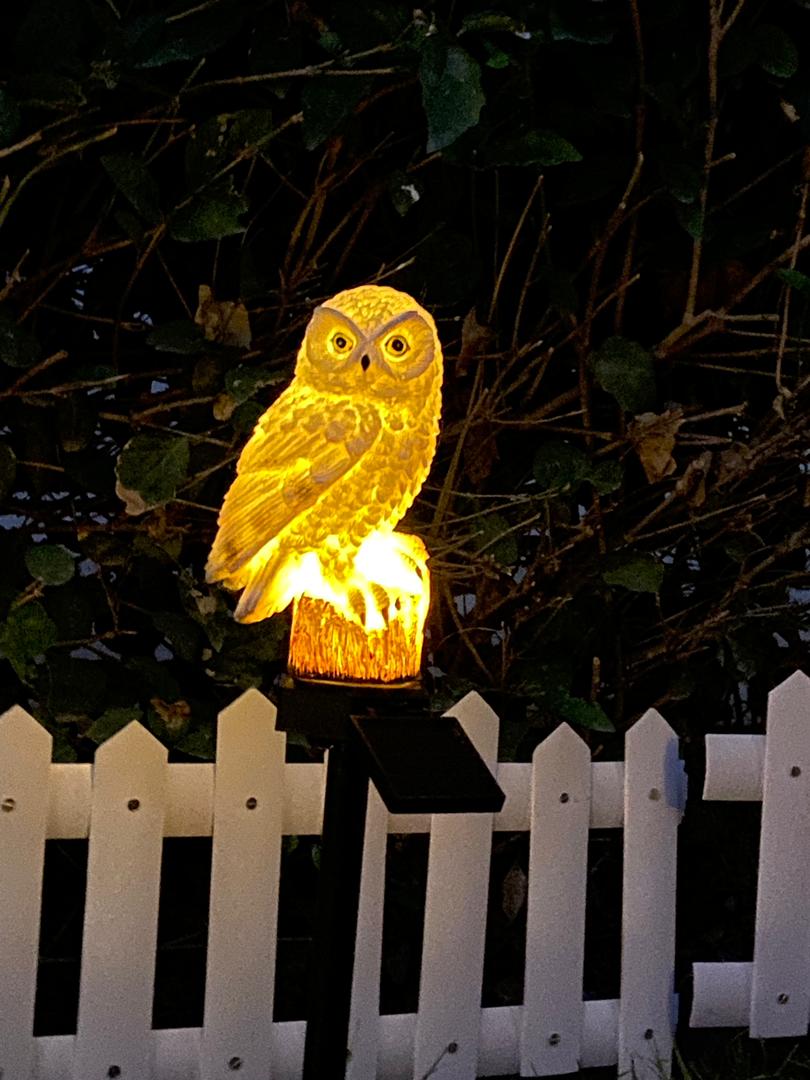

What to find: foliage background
left=1, top=0, right=809, bottom=1063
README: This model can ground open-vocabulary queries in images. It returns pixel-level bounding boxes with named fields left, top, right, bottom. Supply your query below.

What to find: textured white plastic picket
left=200, top=689, right=286, bottom=1080
left=413, top=692, right=499, bottom=1080
left=749, top=670, right=810, bottom=1037
left=74, top=721, right=168, bottom=1080
left=618, top=710, right=682, bottom=1080
left=520, top=723, right=591, bottom=1076
left=346, top=784, right=388, bottom=1080
left=0, top=706, right=52, bottom=1080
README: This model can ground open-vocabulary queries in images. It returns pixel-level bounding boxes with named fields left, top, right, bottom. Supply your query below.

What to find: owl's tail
left=231, top=547, right=297, bottom=624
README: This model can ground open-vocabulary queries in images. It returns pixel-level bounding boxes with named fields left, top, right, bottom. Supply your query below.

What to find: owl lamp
left=206, top=284, right=441, bottom=682
left=207, top=286, right=503, bottom=1079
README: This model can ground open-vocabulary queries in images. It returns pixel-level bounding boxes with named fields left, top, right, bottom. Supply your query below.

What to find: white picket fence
left=0, top=671, right=804, bottom=1080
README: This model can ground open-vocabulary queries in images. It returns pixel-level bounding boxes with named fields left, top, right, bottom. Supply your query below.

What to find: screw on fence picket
left=206, top=289, right=504, bottom=1079
left=1, top=797, right=15, bottom=812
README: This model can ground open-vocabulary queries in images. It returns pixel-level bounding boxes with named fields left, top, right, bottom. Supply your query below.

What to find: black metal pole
left=302, top=735, right=369, bottom=1079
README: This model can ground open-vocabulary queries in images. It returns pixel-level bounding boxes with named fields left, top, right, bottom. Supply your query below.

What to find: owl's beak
left=360, top=354, right=371, bottom=372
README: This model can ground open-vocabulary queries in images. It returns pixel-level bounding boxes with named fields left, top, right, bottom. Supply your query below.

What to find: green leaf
left=224, top=364, right=285, bottom=405
left=723, top=532, right=762, bottom=562
left=147, top=320, right=207, bottom=354
left=474, top=512, right=518, bottom=565
left=460, top=12, right=519, bottom=34
left=550, top=688, right=615, bottom=732
left=87, top=706, right=142, bottom=744
left=387, top=170, right=424, bottom=216
left=152, top=611, right=203, bottom=663
left=533, top=442, right=589, bottom=490
left=25, top=544, right=75, bottom=586
left=231, top=399, right=265, bottom=434
left=589, top=459, right=624, bottom=495
left=0, top=602, right=58, bottom=680
left=56, top=395, right=96, bottom=452
left=420, top=38, right=485, bottom=152
left=675, top=202, right=705, bottom=239
left=16, top=73, right=86, bottom=109
left=602, top=552, right=664, bottom=593
left=171, top=192, right=249, bottom=242
left=302, top=78, right=372, bottom=150
left=100, top=153, right=161, bottom=224
left=776, top=267, right=810, bottom=292
left=591, top=336, right=657, bottom=413
left=115, top=433, right=190, bottom=515
left=0, top=89, right=21, bottom=147
left=660, top=160, right=702, bottom=204
left=0, top=310, right=40, bottom=369
left=488, top=130, right=582, bottom=167
left=176, top=725, right=215, bottom=760
left=0, top=442, right=16, bottom=502
left=756, top=24, right=799, bottom=78
left=133, top=7, right=245, bottom=68
left=550, top=5, right=614, bottom=44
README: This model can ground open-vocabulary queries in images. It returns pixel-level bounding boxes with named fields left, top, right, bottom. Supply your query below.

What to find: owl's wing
left=206, top=382, right=381, bottom=585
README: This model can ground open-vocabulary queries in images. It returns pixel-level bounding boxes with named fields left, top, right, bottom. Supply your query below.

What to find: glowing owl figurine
left=205, top=285, right=443, bottom=637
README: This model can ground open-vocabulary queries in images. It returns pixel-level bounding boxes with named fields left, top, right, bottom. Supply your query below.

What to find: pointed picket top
left=218, top=685, right=278, bottom=732
left=767, top=669, right=810, bottom=725
left=93, top=718, right=167, bottom=767
left=626, top=708, right=683, bottom=812
left=522, top=720, right=591, bottom=1075
left=202, top=683, right=284, bottom=1080
left=749, top=668, right=810, bottom=1038
left=444, top=690, right=500, bottom=768
left=0, top=703, right=52, bottom=760
left=0, top=704, right=51, bottom=1080
left=619, top=705, right=681, bottom=1080
left=75, top=717, right=168, bottom=1080
left=533, top=720, right=589, bottom=764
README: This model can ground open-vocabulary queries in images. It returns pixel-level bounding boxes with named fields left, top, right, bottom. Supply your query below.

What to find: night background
left=0, top=0, right=809, bottom=1075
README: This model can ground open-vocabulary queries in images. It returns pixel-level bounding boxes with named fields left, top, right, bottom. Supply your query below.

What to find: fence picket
left=413, top=692, right=499, bottom=1080
left=750, top=670, right=810, bottom=1037
left=0, top=706, right=52, bottom=1080
left=520, top=723, right=590, bottom=1076
left=200, top=689, right=285, bottom=1080
left=618, top=710, right=682, bottom=1080
left=347, top=784, right=388, bottom=1079
left=74, top=720, right=168, bottom=1080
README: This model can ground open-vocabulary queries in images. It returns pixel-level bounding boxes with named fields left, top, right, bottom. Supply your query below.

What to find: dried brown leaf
left=457, top=307, right=494, bottom=375
left=674, top=450, right=713, bottom=508
left=629, top=407, right=683, bottom=483
left=195, top=284, right=251, bottom=348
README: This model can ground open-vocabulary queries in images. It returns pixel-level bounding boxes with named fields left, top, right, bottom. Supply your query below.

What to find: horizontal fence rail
left=0, top=683, right=693, bottom=1080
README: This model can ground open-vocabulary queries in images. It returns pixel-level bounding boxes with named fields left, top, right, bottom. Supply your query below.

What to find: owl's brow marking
left=376, top=310, right=422, bottom=335
left=316, top=305, right=365, bottom=340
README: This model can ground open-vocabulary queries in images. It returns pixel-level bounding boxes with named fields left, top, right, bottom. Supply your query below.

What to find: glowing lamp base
left=287, top=530, right=429, bottom=683
left=289, top=593, right=425, bottom=682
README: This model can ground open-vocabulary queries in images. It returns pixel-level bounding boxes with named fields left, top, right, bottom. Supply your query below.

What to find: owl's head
left=296, top=284, right=443, bottom=405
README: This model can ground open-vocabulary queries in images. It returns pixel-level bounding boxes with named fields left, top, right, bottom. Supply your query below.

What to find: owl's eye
left=329, top=329, right=354, bottom=354
left=384, top=334, right=410, bottom=358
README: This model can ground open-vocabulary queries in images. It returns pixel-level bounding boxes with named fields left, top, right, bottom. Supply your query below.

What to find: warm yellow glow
left=288, top=531, right=429, bottom=681
left=205, top=284, right=442, bottom=682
